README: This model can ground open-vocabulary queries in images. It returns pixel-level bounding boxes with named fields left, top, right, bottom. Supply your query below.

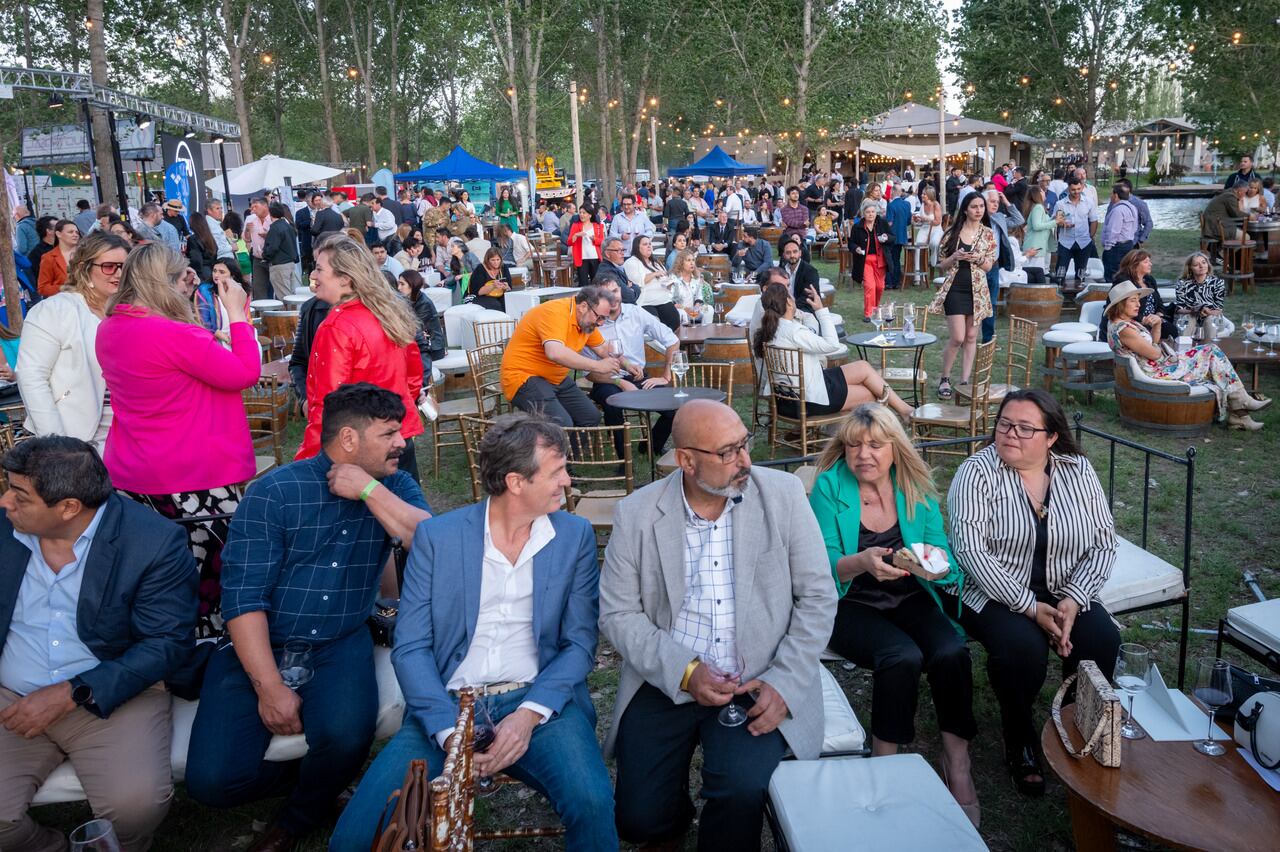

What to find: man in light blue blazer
left=332, top=413, right=616, bottom=851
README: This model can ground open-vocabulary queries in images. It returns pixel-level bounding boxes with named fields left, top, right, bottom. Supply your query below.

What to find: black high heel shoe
left=1008, top=744, right=1046, bottom=797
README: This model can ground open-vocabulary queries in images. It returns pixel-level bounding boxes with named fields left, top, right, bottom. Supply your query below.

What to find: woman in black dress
left=466, top=247, right=511, bottom=311
left=928, top=194, right=996, bottom=399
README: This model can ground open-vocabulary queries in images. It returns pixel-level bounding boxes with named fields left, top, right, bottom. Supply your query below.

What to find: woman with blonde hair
left=298, top=234, right=425, bottom=475
left=16, top=231, right=129, bottom=449
left=808, top=403, right=978, bottom=826
left=669, top=248, right=712, bottom=324
left=96, top=242, right=259, bottom=635
left=914, top=184, right=944, bottom=265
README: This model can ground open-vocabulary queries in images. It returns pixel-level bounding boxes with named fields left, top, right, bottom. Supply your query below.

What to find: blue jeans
left=981, top=266, right=1001, bottom=343
left=186, top=629, right=378, bottom=835
left=1102, top=241, right=1133, bottom=283
left=331, top=688, right=617, bottom=851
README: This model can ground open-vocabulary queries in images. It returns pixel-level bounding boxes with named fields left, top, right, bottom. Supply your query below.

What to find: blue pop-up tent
left=394, top=146, right=526, bottom=182
left=668, top=145, right=766, bottom=177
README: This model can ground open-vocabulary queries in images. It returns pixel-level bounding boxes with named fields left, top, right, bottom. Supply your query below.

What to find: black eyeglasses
left=995, top=418, right=1050, bottom=438
left=685, top=436, right=753, bottom=464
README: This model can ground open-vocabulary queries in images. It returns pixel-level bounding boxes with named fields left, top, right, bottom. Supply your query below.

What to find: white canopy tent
left=856, top=136, right=980, bottom=165
left=223, top=155, right=343, bottom=195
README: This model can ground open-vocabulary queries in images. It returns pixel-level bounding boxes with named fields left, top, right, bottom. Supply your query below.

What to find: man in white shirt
left=1051, top=178, right=1100, bottom=286
left=332, top=413, right=618, bottom=851
left=370, top=197, right=397, bottom=242
left=608, top=194, right=654, bottom=256
left=464, top=225, right=491, bottom=260
left=585, top=278, right=680, bottom=455
left=203, top=199, right=235, bottom=259
left=1073, top=167, right=1099, bottom=210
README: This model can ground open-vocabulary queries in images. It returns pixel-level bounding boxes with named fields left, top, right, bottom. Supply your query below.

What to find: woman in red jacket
left=298, top=234, right=425, bottom=479
left=567, top=206, right=605, bottom=287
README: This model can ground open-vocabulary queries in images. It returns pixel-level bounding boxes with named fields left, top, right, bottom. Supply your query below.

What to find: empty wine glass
left=1268, top=322, right=1279, bottom=358
left=606, top=338, right=626, bottom=377
left=671, top=351, right=690, bottom=398
left=1192, top=657, right=1232, bottom=756
left=70, top=819, right=121, bottom=852
left=1113, top=643, right=1152, bottom=739
left=472, top=697, right=500, bottom=796
left=702, top=651, right=749, bottom=727
left=869, top=307, right=884, bottom=336
left=276, top=640, right=314, bottom=690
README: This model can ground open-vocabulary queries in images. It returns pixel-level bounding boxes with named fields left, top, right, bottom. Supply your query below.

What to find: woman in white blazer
left=16, top=231, right=130, bottom=450
left=752, top=281, right=913, bottom=420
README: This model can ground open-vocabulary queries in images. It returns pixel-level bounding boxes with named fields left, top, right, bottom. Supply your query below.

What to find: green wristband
left=359, top=480, right=379, bottom=501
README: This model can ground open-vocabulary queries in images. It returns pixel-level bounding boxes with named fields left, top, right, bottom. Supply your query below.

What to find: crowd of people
left=0, top=151, right=1272, bottom=852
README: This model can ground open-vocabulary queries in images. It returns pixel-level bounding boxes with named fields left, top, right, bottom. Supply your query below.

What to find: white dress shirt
left=373, top=207, right=397, bottom=240
left=591, top=302, right=678, bottom=369
left=438, top=501, right=555, bottom=745
left=671, top=481, right=739, bottom=667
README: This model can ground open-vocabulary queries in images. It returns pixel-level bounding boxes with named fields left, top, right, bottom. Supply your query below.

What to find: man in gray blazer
left=600, top=400, right=836, bottom=851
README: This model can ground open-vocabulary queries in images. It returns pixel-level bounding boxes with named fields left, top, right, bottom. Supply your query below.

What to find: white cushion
left=1050, top=321, right=1097, bottom=336
left=1061, top=340, right=1113, bottom=357
left=1042, top=330, right=1092, bottom=346
left=443, top=303, right=486, bottom=350
left=1157, top=287, right=1176, bottom=303
left=33, top=647, right=406, bottom=806
left=433, top=349, right=470, bottom=373
left=818, top=665, right=865, bottom=754
left=769, top=753, right=987, bottom=851
left=425, top=287, right=453, bottom=313
left=1099, top=536, right=1185, bottom=614
left=1079, top=300, right=1105, bottom=327
left=1084, top=258, right=1105, bottom=281
left=250, top=299, right=284, bottom=311
left=1226, top=599, right=1280, bottom=654
left=1118, top=353, right=1213, bottom=397
left=726, top=294, right=760, bottom=325
left=998, top=268, right=1027, bottom=287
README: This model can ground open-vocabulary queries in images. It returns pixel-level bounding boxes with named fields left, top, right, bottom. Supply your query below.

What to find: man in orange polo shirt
left=500, top=285, right=624, bottom=427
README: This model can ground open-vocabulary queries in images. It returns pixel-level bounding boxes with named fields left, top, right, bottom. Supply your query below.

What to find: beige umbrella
left=1136, top=137, right=1149, bottom=176
left=1254, top=140, right=1275, bottom=170
left=1156, top=140, right=1172, bottom=177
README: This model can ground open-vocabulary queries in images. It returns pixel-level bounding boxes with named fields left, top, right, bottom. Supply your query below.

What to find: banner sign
left=20, top=119, right=156, bottom=166
left=160, top=132, right=206, bottom=223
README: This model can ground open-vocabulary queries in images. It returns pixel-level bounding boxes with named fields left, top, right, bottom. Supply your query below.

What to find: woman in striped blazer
left=945, top=388, right=1121, bottom=797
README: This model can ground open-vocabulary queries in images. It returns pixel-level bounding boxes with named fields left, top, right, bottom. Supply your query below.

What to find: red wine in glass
left=472, top=723, right=496, bottom=753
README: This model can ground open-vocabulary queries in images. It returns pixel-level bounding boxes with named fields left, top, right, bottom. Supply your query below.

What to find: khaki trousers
left=269, top=263, right=300, bottom=301
left=0, top=684, right=173, bottom=852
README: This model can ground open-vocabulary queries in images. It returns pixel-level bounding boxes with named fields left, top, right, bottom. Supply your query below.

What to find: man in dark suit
left=295, top=192, right=316, bottom=274
left=884, top=192, right=912, bottom=289
left=0, top=437, right=197, bottom=852
left=706, top=209, right=737, bottom=256
left=780, top=236, right=820, bottom=306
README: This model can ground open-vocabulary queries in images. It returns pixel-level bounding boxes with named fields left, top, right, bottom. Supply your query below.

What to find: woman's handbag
left=1051, top=660, right=1123, bottom=768
left=1235, top=692, right=1280, bottom=770
left=1212, top=663, right=1280, bottom=720
left=371, top=758, right=429, bottom=852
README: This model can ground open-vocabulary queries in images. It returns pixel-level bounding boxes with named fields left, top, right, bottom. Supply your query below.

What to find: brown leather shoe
left=247, top=823, right=300, bottom=852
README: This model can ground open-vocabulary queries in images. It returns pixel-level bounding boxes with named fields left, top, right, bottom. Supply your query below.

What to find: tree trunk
left=221, top=0, right=254, bottom=161
left=313, top=1, right=341, bottom=164
left=0, top=149, right=23, bottom=337
left=787, top=0, right=815, bottom=187
left=86, top=0, right=119, bottom=206
left=387, top=0, right=400, bottom=171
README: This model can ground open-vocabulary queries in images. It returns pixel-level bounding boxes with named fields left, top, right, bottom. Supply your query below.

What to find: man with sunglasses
left=500, top=285, right=625, bottom=428
left=600, top=399, right=836, bottom=851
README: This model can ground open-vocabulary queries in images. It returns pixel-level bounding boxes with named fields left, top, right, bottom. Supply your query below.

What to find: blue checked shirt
left=670, top=482, right=739, bottom=666
left=220, top=452, right=430, bottom=646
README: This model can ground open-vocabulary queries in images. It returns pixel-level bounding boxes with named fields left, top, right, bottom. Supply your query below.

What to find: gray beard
left=695, top=473, right=746, bottom=499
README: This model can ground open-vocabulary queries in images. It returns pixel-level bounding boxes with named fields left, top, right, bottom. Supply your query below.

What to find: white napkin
left=910, top=543, right=949, bottom=577
left=1130, top=664, right=1230, bottom=741
left=864, top=334, right=889, bottom=346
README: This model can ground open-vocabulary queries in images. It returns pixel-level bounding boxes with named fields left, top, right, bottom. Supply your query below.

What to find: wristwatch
left=69, top=676, right=94, bottom=707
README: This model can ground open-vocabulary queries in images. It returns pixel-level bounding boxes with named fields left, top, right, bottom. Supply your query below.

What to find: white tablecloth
left=504, top=286, right=581, bottom=320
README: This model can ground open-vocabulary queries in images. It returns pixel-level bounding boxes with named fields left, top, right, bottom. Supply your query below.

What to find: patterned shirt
left=670, top=482, right=739, bottom=665
left=220, top=452, right=430, bottom=646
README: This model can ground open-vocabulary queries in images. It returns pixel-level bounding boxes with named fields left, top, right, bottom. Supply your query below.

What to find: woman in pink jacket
left=97, top=242, right=260, bottom=635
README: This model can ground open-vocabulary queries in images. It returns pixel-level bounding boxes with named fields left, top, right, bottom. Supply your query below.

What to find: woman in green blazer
left=809, top=403, right=979, bottom=827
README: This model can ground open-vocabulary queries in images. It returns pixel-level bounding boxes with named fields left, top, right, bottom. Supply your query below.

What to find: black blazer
left=788, top=259, right=821, bottom=305
left=0, top=495, right=197, bottom=717
left=289, top=296, right=332, bottom=392
left=847, top=218, right=890, bottom=284
left=186, top=236, right=216, bottom=282
left=706, top=221, right=735, bottom=251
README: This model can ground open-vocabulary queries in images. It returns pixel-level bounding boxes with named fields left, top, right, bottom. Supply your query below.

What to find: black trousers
left=589, top=381, right=673, bottom=457
left=828, top=592, right=976, bottom=744
left=250, top=256, right=271, bottom=300
left=643, top=302, right=682, bottom=333
left=1102, top=240, right=1134, bottom=283
left=576, top=258, right=600, bottom=288
left=397, top=437, right=419, bottom=484
left=511, top=374, right=600, bottom=428
left=885, top=242, right=903, bottom=289
left=1053, top=242, right=1091, bottom=282
left=960, top=598, right=1120, bottom=756
left=614, top=683, right=786, bottom=851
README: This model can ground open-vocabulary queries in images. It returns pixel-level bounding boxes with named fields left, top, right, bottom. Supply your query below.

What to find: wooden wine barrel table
left=716, top=283, right=761, bottom=315
left=1009, top=283, right=1063, bottom=327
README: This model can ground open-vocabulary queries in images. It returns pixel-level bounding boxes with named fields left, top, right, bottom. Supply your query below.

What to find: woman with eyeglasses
left=16, top=231, right=130, bottom=450
left=808, top=404, right=978, bottom=827
left=945, top=388, right=1120, bottom=798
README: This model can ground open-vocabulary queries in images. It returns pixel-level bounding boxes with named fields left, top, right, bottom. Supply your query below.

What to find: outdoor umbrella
left=1155, top=141, right=1172, bottom=177
left=224, top=155, right=343, bottom=195
left=1136, top=138, right=1149, bottom=176
left=1254, top=140, right=1275, bottom=171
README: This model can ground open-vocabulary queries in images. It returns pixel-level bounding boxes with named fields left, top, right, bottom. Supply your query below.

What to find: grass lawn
left=32, top=228, right=1280, bottom=851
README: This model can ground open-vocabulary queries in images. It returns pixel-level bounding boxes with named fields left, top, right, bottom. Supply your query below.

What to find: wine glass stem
left=1205, top=707, right=1215, bottom=742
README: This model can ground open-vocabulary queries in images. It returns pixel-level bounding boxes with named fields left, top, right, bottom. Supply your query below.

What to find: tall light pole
left=649, top=115, right=659, bottom=184
left=937, top=87, right=946, bottom=203
left=569, top=80, right=584, bottom=206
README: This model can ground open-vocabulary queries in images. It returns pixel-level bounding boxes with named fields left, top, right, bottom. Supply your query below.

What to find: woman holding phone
left=928, top=194, right=996, bottom=400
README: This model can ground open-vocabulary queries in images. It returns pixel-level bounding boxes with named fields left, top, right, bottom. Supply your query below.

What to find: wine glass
left=471, top=697, right=500, bottom=796
left=1242, top=313, right=1258, bottom=350
left=702, top=651, right=749, bottom=727
left=606, top=338, right=626, bottom=378
left=869, top=307, right=884, bottom=336
left=276, top=640, right=314, bottom=690
left=1113, top=643, right=1151, bottom=739
left=272, top=334, right=288, bottom=359
left=1191, top=657, right=1232, bottom=756
left=70, top=819, right=121, bottom=852
left=671, top=351, right=689, bottom=398
left=1268, top=322, right=1279, bottom=358
left=882, top=304, right=897, bottom=342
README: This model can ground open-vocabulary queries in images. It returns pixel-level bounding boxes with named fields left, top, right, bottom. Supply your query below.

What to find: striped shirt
left=945, top=444, right=1115, bottom=614
left=670, top=483, right=739, bottom=666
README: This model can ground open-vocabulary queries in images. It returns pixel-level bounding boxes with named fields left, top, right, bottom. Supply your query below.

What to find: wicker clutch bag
left=1052, top=660, right=1122, bottom=768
